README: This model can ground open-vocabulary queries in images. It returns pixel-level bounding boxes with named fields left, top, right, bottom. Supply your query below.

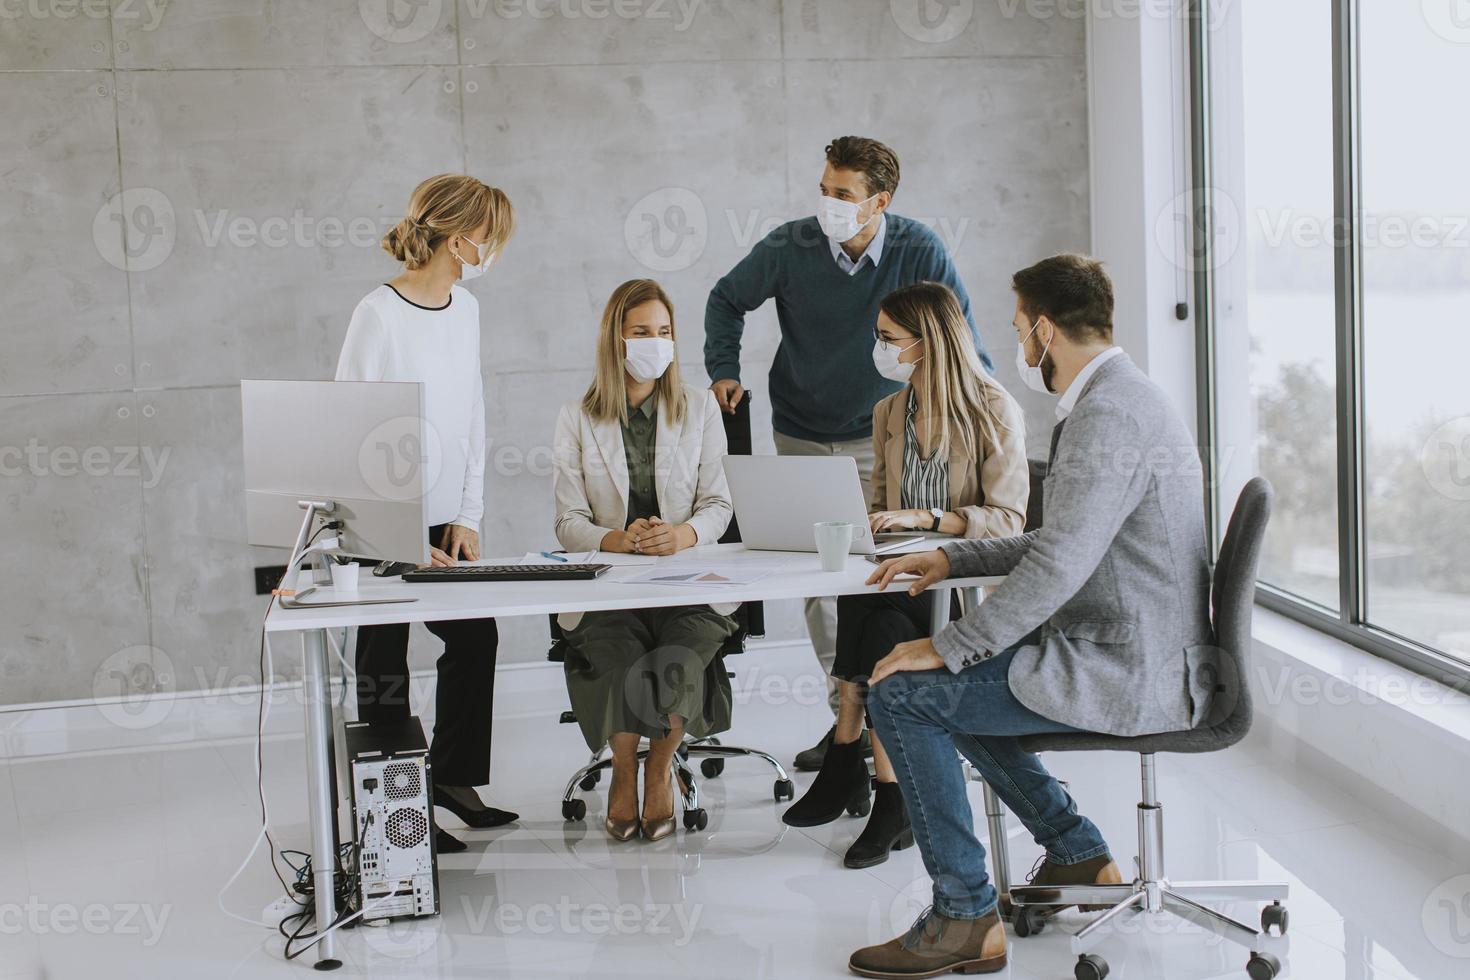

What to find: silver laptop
left=722, top=455, right=925, bottom=555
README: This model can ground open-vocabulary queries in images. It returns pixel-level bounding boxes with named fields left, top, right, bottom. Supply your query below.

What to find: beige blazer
left=552, top=383, right=735, bottom=628
left=871, top=382, right=1029, bottom=540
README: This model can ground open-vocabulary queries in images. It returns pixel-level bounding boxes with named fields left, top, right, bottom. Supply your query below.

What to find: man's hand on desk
left=870, top=638, right=944, bottom=684
left=439, top=524, right=480, bottom=562
left=866, top=549, right=951, bottom=597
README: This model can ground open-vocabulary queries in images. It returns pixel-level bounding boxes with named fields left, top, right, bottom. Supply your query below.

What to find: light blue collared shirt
left=828, top=213, right=887, bottom=275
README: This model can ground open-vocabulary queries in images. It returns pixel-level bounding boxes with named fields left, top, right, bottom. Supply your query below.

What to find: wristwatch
left=929, top=508, right=945, bottom=532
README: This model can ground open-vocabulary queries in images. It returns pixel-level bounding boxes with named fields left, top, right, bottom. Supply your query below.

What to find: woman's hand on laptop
left=870, top=638, right=943, bottom=684
left=866, top=549, right=951, bottom=596
left=870, top=509, right=930, bottom=532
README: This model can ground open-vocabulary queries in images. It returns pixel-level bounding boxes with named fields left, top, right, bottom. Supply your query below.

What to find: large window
left=1358, top=2, right=1470, bottom=662
left=1200, top=0, right=1470, bottom=681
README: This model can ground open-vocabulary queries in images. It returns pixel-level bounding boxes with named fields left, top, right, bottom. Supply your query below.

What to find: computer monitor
left=241, top=379, right=430, bottom=565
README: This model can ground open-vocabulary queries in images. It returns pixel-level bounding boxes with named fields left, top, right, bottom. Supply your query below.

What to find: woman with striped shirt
left=781, top=282, right=1030, bottom=869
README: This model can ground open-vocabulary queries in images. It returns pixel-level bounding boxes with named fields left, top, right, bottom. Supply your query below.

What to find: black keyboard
left=401, top=563, right=611, bottom=583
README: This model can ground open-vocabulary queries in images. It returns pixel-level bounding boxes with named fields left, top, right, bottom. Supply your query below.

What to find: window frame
left=1189, top=0, right=1470, bottom=692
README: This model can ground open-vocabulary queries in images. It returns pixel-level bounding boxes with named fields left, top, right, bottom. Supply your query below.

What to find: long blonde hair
left=582, top=279, right=687, bottom=425
left=382, top=173, right=515, bottom=270
left=879, top=281, right=1008, bottom=459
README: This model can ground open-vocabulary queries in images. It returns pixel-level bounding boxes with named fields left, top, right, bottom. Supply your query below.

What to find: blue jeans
left=868, top=646, right=1110, bottom=920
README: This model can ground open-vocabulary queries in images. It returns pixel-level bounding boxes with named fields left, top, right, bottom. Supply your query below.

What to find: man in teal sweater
left=704, top=136, right=991, bottom=770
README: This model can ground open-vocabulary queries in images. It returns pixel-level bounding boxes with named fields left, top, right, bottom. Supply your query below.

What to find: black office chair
left=1004, top=478, right=1289, bottom=980
left=553, top=393, right=794, bottom=832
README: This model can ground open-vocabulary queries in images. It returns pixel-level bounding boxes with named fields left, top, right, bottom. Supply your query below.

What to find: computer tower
left=345, top=717, right=440, bottom=923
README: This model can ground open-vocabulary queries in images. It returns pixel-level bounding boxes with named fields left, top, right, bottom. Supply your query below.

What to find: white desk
left=264, top=542, right=1001, bottom=968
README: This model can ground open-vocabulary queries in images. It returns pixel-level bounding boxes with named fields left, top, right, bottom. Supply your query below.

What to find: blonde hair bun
left=381, top=174, right=516, bottom=271
left=382, top=217, right=433, bottom=268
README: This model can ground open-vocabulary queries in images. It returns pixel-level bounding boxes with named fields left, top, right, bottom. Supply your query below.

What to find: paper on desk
left=516, top=551, right=657, bottom=567
left=518, top=551, right=593, bottom=565
left=590, top=551, right=657, bottom=566
left=624, top=559, right=790, bottom=587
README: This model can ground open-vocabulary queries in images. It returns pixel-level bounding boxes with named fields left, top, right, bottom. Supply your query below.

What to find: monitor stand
left=274, top=499, right=416, bottom=609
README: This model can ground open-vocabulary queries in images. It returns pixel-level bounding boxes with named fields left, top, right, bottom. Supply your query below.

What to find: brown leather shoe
left=1001, top=853, right=1123, bottom=917
left=849, top=907, right=1006, bottom=978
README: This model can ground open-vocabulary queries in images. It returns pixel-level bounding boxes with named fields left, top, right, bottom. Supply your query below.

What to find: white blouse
left=335, top=284, right=486, bottom=532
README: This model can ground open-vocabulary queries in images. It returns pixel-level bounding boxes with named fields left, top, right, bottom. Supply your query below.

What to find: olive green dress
left=562, top=394, right=739, bottom=751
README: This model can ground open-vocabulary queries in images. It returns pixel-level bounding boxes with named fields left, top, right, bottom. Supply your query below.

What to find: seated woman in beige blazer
left=552, top=278, right=737, bottom=843
left=781, top=281, right=1029, bottom=869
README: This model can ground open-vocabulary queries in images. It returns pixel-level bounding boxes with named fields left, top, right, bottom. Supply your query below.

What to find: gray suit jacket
left=931, top=352, right=1214, bottom=737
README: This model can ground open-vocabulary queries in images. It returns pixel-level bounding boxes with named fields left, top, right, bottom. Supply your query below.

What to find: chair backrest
left=1023, top=459, right=1048, bottom=533
left=1016, top=476, right=1273, bottom=756
left=718, top=392, right=754, bottom=546
left=1201, top=476, right=1273, bottom=744
left=717, top=392, right=762, bottom=641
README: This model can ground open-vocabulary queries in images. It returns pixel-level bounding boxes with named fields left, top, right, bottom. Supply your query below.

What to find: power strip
left=263, top=894, right=309, bottom=930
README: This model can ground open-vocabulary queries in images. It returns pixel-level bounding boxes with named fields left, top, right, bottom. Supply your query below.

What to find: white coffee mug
left=814, top=521, right=860, bottom=572
left=330, top=561, right=361, bottom=592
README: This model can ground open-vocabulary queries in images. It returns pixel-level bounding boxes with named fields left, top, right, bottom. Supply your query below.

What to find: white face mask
left=1015, top=317, right=1053, bottom=394
left=456, top=236, right=495, bottom=281
left=816, top=193, right=879, bottom=244
left=624, top=337, right=675, bottom=384
left=872, top=337, right=922, bottom=383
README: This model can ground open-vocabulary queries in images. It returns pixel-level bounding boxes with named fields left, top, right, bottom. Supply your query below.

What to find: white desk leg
left=927, top=588, right=951, bottom=633
left=302, top=628, right=343, bottom=970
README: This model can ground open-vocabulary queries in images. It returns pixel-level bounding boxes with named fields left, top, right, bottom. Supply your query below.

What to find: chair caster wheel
left=1246, top=952, right=1281, bottom=975
left=683, top=808, right=708, bottom=831
left=774, top=779, right=795, bottom=802
left=1074, top=953, right=1108, bottom=980
left=561, top=798, right=586, bottom=821
left=1261, top=901, right=1288, bottom=936
left=700, top=758, right=724, bottom=778
left=1014, top=906, right=1046, bottom=938
left=1247, top=952, right=1280, bottom=980
left=847, top=795, right=872, bottom=818
left=578, top=771, right=601, bottom=791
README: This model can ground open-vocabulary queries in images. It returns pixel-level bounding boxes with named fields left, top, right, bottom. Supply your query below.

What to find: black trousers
left=833, top=590, right=960, bottom=684
left=354, top=524, right=499, bottom=787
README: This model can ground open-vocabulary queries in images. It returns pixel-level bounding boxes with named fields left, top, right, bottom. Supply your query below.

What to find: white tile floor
left=2, top=643, right=1469, bottom=980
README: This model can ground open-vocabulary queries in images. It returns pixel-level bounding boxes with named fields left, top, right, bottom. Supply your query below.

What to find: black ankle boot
left=843, top=781, right=913, bottom=869
left=781, top=738, right=871, bottom=827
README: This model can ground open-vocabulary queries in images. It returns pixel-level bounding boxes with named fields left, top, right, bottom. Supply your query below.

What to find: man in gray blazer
left=847, top=255, right=1213, bottom=979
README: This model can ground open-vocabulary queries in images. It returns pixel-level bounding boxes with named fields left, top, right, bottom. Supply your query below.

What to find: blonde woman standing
left=552, top=279, right=737, bottom=842
left=781, top=281, right=1029, bottom=869
left=336, top=174, right=515, bottom=853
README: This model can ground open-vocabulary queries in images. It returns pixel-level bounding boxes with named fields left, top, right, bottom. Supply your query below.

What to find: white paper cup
left=330, top=561, right=361, bottom=592
left=814, top=522, right=859, bottom=572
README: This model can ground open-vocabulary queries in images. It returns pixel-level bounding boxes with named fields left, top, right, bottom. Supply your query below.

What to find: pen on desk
left=540, top=551, right=569, bottom=563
